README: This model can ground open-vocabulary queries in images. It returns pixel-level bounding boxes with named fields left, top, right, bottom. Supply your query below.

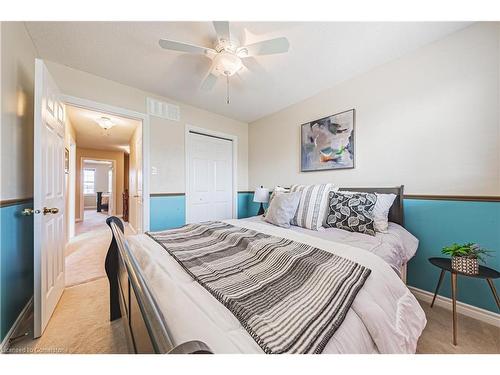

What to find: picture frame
left=300, top=109, right=355, bottom=172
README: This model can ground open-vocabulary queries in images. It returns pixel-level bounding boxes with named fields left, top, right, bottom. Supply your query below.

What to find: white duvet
left=127, top=219, right=427, bottom=354
left=244, top=216, right=419, bottom=275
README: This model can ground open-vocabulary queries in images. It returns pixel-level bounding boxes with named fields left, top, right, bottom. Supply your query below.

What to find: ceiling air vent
left=147, top=97, right=180, bottom=121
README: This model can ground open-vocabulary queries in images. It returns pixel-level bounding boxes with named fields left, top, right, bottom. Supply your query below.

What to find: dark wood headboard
left=341, top=185, right=405, bottom=227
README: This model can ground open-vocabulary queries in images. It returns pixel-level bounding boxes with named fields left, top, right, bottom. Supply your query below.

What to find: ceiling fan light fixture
left=236, top=47, right=249, bottom=58
left=158, top=21, right=290, bottom=104
left=96, top=117, right=115, bottom=130
left=214, top=51, right=243, bottom=76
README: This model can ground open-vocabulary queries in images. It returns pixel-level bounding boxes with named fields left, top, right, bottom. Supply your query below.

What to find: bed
left=105, top=185, right=427, bottom=354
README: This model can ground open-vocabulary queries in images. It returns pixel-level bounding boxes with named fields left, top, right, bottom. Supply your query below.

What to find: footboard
left=104, top=217, right=213, bottom=354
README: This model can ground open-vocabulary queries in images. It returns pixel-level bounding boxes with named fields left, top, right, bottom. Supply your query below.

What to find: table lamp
left=253, top=186, right=270, bottom=215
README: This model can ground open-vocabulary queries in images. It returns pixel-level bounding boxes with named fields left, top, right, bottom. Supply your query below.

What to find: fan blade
left=200, top=71, right=218, bottom=91
left=238, top=37, right=290, bottom=57
left=213, top=21, right=230, bottom=41
left=242, top=57, right=266, bottom=74
left=159, top=39, right=214, bottom=55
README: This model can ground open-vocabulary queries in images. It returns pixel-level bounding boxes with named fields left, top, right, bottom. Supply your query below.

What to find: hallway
left=67, top=211, right=130, bottom=287
left=76, top=209, right=112, bottom=236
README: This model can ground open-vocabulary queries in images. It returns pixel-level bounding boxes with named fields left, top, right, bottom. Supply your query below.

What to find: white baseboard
left=0, top=297, right=33, bottom=352
left=409, top=286, right=500, bottom=327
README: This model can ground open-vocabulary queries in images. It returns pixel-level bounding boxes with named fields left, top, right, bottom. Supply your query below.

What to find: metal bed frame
left=105, top=185, right=405, bottom=354
left=105, top=217, right=213, bottom=354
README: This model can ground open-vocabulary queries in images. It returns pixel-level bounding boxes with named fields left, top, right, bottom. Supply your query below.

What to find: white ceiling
left=67, top=105, right=140, bottom=152
left=26, top=22, right=471, bottom=123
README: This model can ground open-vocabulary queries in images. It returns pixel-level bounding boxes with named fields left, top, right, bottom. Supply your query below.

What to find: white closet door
left=187, top=132, right=233, bottom=223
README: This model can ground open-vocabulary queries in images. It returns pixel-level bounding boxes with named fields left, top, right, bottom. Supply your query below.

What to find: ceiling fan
left=158, top=21, right=290, bottom=103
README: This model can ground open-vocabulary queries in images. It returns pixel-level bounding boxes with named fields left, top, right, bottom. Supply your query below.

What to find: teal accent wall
left=149, top=195, right=186, bottom=231
left=0, top=202, right=34, bottom=342
left=238, top=192, right=262, bottom=219
left=405, top=199, right=500, bottom=313
left=150, top=192, right=260, bottom=231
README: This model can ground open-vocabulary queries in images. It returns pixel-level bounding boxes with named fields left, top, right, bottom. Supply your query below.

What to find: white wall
left=0, top=22, right=37, bottom=200
left=0, top=21, right=38, bottom=344
left=45, top=61, right=249, bottom=193
left=249, top=23, right=500, bottom=195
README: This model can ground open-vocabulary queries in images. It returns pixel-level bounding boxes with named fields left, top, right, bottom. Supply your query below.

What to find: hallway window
left=83, top=168, right=96, bottom=194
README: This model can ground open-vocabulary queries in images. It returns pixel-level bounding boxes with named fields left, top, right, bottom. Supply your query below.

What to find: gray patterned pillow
left=325, top=191, right=377, bottom=236
left=264, top=186, right=289, bottom=217
left=264, top=192, right=302, bottom=228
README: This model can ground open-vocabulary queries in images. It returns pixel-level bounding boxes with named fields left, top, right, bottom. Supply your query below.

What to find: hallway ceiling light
left=96, top=117, right=115, bottom=130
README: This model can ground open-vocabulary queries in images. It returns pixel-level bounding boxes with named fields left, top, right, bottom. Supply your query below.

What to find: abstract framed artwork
left=300, top=109, right=355, bottom=172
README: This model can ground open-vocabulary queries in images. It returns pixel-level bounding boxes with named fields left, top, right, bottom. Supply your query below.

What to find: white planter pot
left=451, top=256, right=479, bottom=275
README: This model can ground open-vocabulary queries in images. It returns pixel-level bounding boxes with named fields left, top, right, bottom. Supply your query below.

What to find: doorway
left=76, top=158, right=115, bottom=236
left=32, top=60, right=150, bottom=338
left=63, top=97, right=150, bottom=235
left=63, top=103, right=144, bottom=288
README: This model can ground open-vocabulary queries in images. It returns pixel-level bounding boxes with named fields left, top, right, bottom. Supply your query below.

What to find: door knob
left=22, top=208, right=41, bottom=216
left=43, top=207, right=59, bottom=215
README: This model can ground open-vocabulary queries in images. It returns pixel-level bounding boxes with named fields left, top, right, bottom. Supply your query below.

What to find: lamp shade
left=253, top=187, right=270, bottom=203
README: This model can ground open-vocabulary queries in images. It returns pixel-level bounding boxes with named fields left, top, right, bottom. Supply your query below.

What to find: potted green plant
left=441, top=242, right=491, bottom=275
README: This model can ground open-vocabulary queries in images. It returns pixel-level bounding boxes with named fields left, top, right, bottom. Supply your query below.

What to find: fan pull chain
left=226, top=74, right=230, bottom=104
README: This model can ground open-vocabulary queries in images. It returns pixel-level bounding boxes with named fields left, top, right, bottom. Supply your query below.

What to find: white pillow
left=372, top=193, right=397, bottom=232
left=290, top=184, right=336, bottom=231
left=338, top=191, right=396, bottom=233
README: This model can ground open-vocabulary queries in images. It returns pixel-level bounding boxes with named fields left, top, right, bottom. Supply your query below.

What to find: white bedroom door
left=187, top=132, right=233, bottom=223
left=33, top=59, right=66, bottom=338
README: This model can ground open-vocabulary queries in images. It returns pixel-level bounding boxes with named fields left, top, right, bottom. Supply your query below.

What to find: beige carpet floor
left=7, top=275, right=499, bottom=353
left=8, top=278, right=129, bottom=354
left=65, top=217, right=131, bottom=287
left=76, top=210, right=111, bottom=236
left=416, top=299, right=499, bottom=354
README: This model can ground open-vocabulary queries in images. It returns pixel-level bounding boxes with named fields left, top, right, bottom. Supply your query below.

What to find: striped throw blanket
left=146, top=222, right=371, bottom=354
